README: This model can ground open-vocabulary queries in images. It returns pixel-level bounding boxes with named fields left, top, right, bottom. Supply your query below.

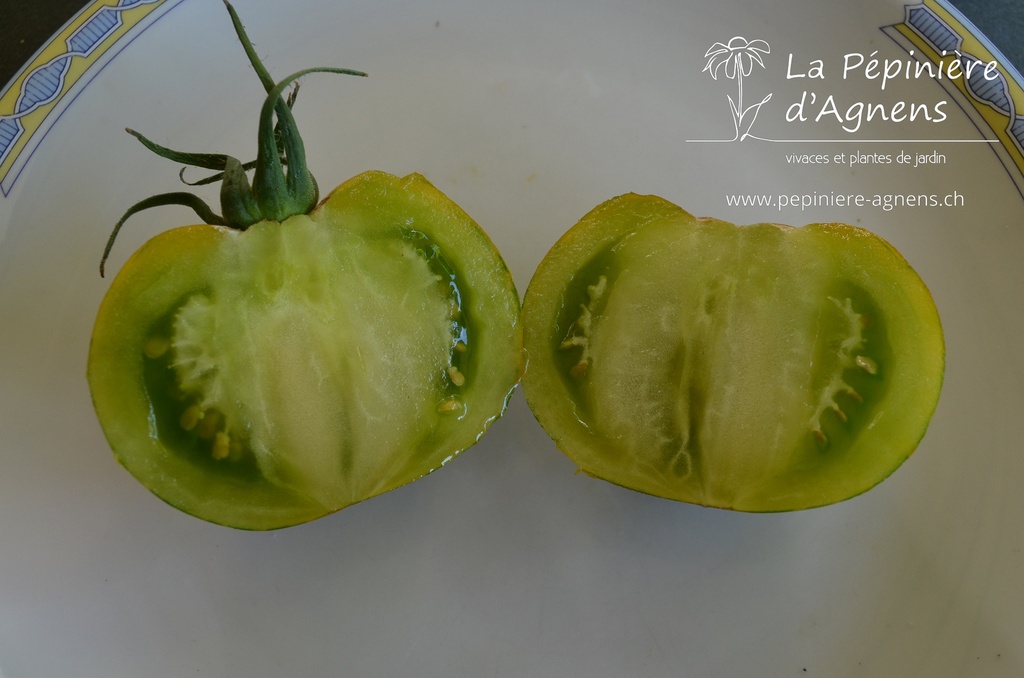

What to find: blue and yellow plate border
left=2, top=0, right=1022, bottom=198
left=0, top=0, right=184, bottom=196
left=884, top=0, right=1024, bottom=199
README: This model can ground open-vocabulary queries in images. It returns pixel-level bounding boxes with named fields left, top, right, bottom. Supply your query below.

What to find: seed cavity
left=197, top=409, right=222, bottom=440
left=174, top=402, right=242, bottom=461
left=560, top=275, right=608, bottom=379
left=809, top=296, right=877, bottom=446
left=403, top=229, right=472, bottom=403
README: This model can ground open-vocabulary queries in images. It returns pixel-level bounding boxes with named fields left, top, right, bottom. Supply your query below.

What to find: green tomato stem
left=223, top=1, right=277, bottom=95
left=253, top=67, right=367, bottom=222
left=99, top=1, right=366, bottom=274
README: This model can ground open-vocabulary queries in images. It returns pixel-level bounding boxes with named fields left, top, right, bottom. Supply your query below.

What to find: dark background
left=1, top=0, right=1022, bottom=91
left=2, top=0, right=90, bottom=86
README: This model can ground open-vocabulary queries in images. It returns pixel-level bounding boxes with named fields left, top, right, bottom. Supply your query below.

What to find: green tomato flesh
left=522, top=194, right=944, bottom=511
left=89, top=171, right=523, bottom=529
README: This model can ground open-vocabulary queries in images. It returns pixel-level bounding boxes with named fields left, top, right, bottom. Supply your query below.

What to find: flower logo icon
left=703, top=37, right=772, bottom=141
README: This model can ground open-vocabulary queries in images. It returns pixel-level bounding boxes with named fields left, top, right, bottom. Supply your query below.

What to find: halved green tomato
left=522, top=194, right=944, bottom=511
left=89, top=171, right=523, bottom=529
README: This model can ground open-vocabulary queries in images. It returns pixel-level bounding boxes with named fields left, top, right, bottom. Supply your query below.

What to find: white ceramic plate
left=2, top=1, right=1022, bottom=675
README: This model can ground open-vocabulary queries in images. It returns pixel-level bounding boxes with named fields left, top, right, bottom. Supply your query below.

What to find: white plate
left=2, top=0, right=1022, bottom=675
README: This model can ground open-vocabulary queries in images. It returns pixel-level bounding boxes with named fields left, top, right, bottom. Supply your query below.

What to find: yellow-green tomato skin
left=89, top=171, right=523, bottom=529
left=522, top=194, right=944, bottom=512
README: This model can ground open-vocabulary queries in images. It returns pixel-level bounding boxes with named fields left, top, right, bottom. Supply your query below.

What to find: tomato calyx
left=98, top=0, right=366, bottom=277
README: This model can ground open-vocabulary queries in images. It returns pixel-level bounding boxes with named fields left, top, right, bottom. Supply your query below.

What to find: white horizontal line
left=685, top=138, right=1000, bottom=143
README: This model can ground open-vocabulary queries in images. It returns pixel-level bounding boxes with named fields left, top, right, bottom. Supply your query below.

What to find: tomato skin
left=521, top=193, right=944, bottom=512
left=89, top=171, right=523, bottom=530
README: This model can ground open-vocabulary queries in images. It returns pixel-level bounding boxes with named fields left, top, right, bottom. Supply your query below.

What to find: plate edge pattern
left=2, top=1, right=1021, bottom=198
left=0, top=0, right=182, bottom=197
left=883, top=0, right=1024, bottom=199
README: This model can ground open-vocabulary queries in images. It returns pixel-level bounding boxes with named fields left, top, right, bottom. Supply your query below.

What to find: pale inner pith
left=142, top=216, right=468, bottom=509
left=557, top=223, right=882, bottom=505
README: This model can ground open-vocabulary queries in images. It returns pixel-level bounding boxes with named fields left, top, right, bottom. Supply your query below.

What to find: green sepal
left=253, top=67, right=366, bottom=221
left=179, top=86, right=299, bottom=188
left=99, top=0, right=366, bottom=274
left=126, top=129, right=233, bottom=171
left=100, top=192, right=226, bottom=277
left=221, top=156, right=264, bottom=227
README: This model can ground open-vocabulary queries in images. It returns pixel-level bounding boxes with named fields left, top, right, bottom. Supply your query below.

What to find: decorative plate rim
left=0, top=0, right=186, bottom=197
left=1, top=0, right=1021, bottom=199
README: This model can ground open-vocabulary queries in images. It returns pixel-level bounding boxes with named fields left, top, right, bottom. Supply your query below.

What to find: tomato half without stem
left=88, top=2, right=523, bottom=530
left=521, top=194, right=944, bottom=512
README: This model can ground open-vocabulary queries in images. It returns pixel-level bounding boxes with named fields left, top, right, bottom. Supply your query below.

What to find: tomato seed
left=437, top=396, right=463, bottom=414
left=180, top=404, right=203, bottom=431
left=855, top=355, right=878, bottom=375
left=144, top=335, right=170, bottom=359
left=212, top=432, right=231, bottom=460
left=447, top=366, right=466, bottom=387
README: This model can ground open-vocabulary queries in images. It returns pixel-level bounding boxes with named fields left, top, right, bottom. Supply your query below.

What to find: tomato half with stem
left=521, top=193, right=944, bottom=511
left=87, top=3, right=522, bottom=529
